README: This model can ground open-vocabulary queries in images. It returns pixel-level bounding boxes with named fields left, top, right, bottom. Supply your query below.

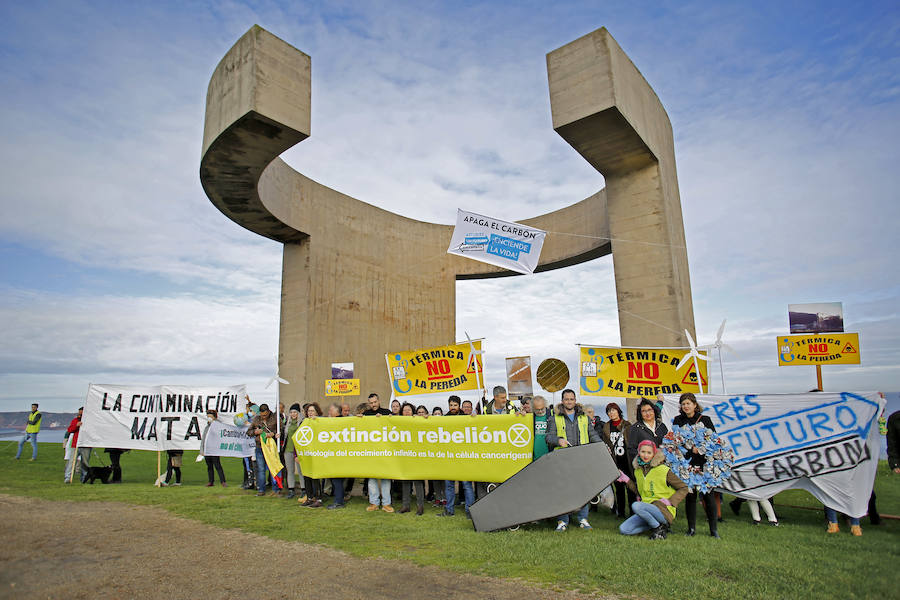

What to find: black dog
left=81, top=465, right=112, bottom=484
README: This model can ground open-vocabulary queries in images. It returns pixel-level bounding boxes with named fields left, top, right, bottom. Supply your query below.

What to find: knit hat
left=289, top=403, right=301, bottom=412
left=637, top=439, right=657, bottom=453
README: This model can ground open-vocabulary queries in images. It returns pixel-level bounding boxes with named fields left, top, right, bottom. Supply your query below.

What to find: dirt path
left=0, top=494, right=610, bottom=600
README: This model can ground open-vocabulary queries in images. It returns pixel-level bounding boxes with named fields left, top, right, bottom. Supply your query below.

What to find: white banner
left=660, top=392, right=885, bottom=518
left=79, top=384, right=246, bottom=451
left=202, top=419, right=255, bottom=457
left=447, top=209, right=546, bottom=275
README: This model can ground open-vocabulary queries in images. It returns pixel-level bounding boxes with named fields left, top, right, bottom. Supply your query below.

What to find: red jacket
left=66, top=417, right=81, bottom=447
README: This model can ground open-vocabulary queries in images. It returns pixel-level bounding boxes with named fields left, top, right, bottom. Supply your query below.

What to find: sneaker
left=850, top=525, right=862, bottom=537
left=255, top=491, right=266, bottom=497
left=206, top=482, right=214, bottom=487
left=578, top=519, right=592, bottom=530
left=436, top=510, right=454, bottom=517
left=382, top=505, right=395, bottom=513
left=29, top=458, right=35, bottom=462
left=326, top=503, right=346, bottom=510
left=173, top=482, right=182, bottom=486
left=556, top=521, right=567, bottom=532
left=826, top=522, right=840, bottom=534
left=769, top=521, right=779, bottom=527
left=366, top=504, right=379, bottom=512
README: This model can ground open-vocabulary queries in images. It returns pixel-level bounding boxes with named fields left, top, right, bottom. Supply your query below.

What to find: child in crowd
left=617, top=440, right=688, bottom=539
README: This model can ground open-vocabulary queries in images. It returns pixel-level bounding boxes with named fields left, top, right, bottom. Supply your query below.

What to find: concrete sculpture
left=200, top=26, right=695, bottom=407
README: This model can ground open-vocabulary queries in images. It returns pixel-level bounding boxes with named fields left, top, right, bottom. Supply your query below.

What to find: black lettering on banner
left=131, top=417, right=147, bottom=440
left=184, top=417, right=202, bottom=440
left=160, top=416, right=179, bottom=440
left=147, top=419, right=158, bottom=441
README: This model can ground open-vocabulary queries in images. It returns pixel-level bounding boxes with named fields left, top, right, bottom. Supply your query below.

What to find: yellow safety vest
left=26, top=410, right=42, bottom=433
left=554, top=414, right=589, bottom=446
left=635, top=465, right=677, bottom=517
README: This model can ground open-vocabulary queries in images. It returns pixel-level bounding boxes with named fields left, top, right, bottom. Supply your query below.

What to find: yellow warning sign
left=324, top=379, right=361, bottom=396
left=777, top=333, right=861, bottom=366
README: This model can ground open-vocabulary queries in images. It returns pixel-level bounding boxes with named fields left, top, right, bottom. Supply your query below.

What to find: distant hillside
left=0, top=412, right=76, bottom=430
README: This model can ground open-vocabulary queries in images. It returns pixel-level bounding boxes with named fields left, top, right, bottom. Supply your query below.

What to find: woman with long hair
left=671, top=392, right=720, bottom=538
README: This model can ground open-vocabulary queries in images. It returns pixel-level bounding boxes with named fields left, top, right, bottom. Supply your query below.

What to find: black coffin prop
left=469, top=443, right=618, bottom=532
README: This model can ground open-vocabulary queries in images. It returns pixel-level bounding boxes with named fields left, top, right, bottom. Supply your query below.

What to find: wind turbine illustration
left=676, top=329, right=709, bottom=394
left=701, top=319, right=738, bottom=394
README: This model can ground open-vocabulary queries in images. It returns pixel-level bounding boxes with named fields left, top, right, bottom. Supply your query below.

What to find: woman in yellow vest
left=616, top=440, right=688, bottom=539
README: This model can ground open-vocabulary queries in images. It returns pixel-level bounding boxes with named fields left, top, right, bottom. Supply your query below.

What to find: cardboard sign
left=777, top=333, right=860, bottom=366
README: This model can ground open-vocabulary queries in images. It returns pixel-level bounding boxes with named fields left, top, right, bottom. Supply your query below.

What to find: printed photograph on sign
left=505, top=356, right=533, bottom=398
left=788, top=302, right=844, bottom=334
left=331, top=362, right=354, bottom=379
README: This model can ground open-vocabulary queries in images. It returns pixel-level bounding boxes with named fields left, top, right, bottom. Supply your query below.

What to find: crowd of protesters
left=25, top=386, right=894, bottom=539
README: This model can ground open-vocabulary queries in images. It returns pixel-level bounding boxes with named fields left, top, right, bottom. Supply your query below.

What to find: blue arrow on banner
left=717, top=392, right=880, bottom=465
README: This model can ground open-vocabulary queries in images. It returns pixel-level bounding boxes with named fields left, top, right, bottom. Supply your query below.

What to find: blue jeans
left=825, top=506, right=860, bottom=526
left=16, top=432, right=38, bottom=459
left=444, top=480, right=474, bottom=515
left=558, top=503, right=590, bottom=525
left=367, top=478, right=391, bottom=506
left=331, top=478, right=345, bottom=504
left=620, top=502, right=668, bottom=534
left=254, top=446, right=268, bottom=491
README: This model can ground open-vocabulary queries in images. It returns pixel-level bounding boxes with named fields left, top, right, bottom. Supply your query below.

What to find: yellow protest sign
left=777, top=333, right=860, bottom=366
left=579, top=346, right=708, bottom=397
left=386, top=341, right=483, bottom=397
left=292, top=414, right=532, bottom=482
left=325, top=379, right=360, bottom=396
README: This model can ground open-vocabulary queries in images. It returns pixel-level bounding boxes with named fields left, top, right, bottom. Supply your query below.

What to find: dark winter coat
left=626, top=419, right=668, bottom=462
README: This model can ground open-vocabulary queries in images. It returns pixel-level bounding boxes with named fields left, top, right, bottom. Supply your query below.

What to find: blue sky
left=1, top=1, right=899, bottom=412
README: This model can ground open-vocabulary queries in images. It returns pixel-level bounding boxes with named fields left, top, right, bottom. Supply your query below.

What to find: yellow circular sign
left=536, top=358, right=569, bottom=392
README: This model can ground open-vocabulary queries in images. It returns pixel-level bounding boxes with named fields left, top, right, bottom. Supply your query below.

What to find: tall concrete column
left=200, top=26, right=694, bottom=407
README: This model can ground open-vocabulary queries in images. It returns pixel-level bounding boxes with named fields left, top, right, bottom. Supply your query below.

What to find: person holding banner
left=203, top=409, right=227, bottom=487
left=361, top=393, right=394, bottom=512
left=398, top=403, right=426, bottom=515
left=617, top=440, right=689, bottom=539
left=438, top=395, right=475, bottom=518
left=546, top=389, right=602, bottom=531
left=249, top=403, right=279, bottom=497
left=300, top=403, right=324, bottom=508
left=64, top=407, right=90, bottom=483
left=626, top=399, right=668, bottom=463
left=671, top=393, right=720, bottom=538
left=283, top=404, right=302, bottom=499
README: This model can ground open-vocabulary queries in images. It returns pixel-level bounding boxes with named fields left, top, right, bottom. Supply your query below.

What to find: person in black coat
left=626, top=398, right=668, bottom=463
left=672, top=392, right=720, bottom=537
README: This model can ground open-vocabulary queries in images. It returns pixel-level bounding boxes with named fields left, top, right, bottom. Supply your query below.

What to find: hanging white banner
left=79, top=384, right=246, bottom=451
left=202, top=419, right=256, bottom=457
left=447, top=209, right=546, bottom=275
left=660, top=392, right=884, bottom=518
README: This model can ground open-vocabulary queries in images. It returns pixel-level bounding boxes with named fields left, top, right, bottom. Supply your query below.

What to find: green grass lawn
left=1, top=441, right=897, bottom=599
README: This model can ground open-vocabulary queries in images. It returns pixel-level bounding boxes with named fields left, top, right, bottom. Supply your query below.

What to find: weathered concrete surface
left=199, top=25, right=694, bottom=408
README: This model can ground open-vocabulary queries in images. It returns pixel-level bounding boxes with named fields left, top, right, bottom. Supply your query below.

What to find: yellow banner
left=579, top=346, right=708, bottom=397
left=777, top=333, right=860, bottom=366
left=386, top=341, right=483, bottom=397
left=292, top=414, right=532, bottom=482
left=325, top=379, right=360, bottom=396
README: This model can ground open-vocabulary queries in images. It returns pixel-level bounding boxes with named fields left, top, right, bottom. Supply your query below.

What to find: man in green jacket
left=15, top=403, right=42, bottom=461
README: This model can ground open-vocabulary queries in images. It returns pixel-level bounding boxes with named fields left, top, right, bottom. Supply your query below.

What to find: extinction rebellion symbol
left=507, top=423, right=532, bottom=447
left=295, top=425, right=314, bottom=447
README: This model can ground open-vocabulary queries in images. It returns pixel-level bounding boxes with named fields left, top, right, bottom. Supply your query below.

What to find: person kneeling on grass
left=617, top=440, right=688, bottom=540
